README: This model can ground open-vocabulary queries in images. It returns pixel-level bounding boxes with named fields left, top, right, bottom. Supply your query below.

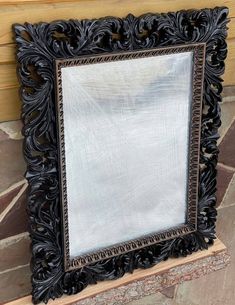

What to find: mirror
left=60, top=50, right=193, bottom=259
left=15, top=6, right=228, bottom=302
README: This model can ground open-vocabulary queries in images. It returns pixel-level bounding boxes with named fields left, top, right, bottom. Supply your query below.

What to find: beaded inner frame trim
left=56, top=43, right=205, bottom=271
left=14, top=6, right=229, bottom=304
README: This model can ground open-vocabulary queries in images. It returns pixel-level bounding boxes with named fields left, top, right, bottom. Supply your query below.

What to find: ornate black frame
left=14, top=6, right=229, bottom=304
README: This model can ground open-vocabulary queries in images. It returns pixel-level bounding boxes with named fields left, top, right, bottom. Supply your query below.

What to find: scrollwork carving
left=14, top=6, right=229, bottom=304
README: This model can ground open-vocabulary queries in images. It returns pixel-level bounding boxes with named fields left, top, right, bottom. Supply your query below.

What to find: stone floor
left=0, top=87, right=235, bottom=304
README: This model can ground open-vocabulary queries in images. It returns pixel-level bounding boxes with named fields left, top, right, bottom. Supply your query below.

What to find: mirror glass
left=61, top=51, right=193, bottom=258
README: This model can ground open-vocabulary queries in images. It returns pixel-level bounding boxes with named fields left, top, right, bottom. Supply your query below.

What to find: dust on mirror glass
left=61, top=51, right=193, bottom=258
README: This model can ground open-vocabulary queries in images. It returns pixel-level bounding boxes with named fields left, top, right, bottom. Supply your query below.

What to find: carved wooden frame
left=14, top=6, right=229, bottom=304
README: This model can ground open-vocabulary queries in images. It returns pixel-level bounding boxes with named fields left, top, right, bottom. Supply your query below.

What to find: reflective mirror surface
left=61, top=51, right=193, bottom=258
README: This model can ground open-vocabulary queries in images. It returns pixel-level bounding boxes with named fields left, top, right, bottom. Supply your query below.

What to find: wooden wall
left=0, top=0, right=234, bottom=122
